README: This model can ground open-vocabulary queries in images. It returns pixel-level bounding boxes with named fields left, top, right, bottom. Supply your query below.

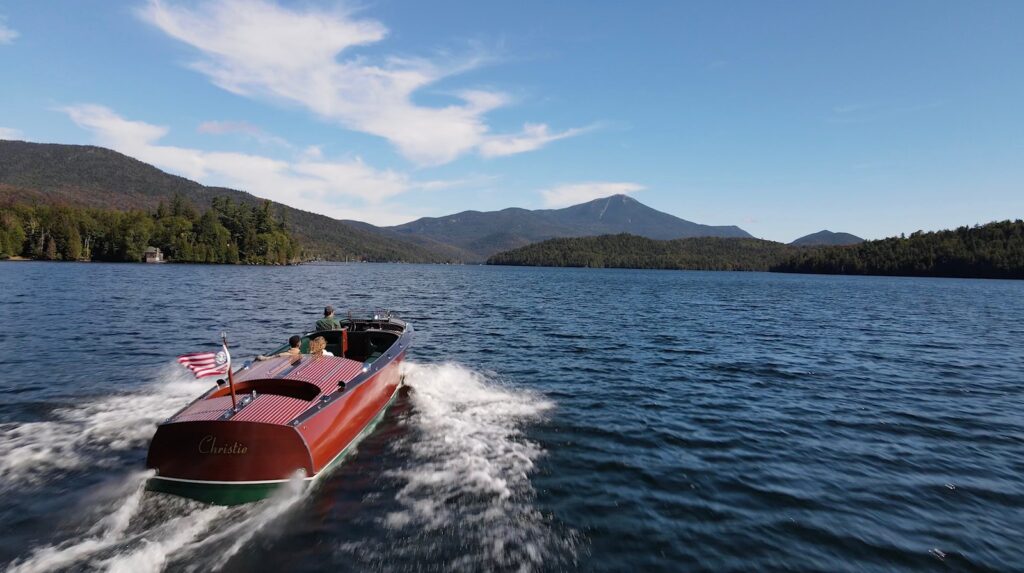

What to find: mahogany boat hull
left=147, top=317, right=411, bottom=505
left=146, top=382, right=401, bottom=505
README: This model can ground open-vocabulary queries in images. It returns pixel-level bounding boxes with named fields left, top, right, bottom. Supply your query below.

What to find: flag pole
left=222, top=332, right=237, bottom=411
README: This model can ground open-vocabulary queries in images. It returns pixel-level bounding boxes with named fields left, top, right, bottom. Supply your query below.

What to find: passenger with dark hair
left=315, top=305, right=341, bottom=331
left=255, top=335, right=302, bottom=361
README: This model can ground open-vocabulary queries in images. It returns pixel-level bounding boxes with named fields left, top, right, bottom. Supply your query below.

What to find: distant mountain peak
left=790, top=230, right=863, bottom=246
left=0, top=140, right=757, bottom=263
left=388, top=193, right=752, bottom=260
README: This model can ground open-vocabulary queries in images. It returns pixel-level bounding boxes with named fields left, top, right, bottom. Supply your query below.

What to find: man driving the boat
left=255, top=334, right=301, bottom=361
left=316, top=305, right=342, bottom=331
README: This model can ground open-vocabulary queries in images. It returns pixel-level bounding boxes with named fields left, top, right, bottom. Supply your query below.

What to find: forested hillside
left=0, top=142, right=758, bottom=263
left=772, top=220, right=1024, bottom=279
left=486, top=234, right=799, bottom=271
left=0, top=195, right=298, bottom=264
left=0, top=141, right=452, bottom=262
left=487, top=222, right=1024, bottom=279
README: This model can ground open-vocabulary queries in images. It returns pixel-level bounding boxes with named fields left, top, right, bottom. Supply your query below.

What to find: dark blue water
left=1, top=262, right=1022, bottom=572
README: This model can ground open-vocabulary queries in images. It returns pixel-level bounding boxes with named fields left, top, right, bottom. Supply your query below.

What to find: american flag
left=177, top=342, right=231, bottom=378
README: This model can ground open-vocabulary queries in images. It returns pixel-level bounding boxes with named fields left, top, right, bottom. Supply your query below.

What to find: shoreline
left=3, top=257, right=1020, bottom=280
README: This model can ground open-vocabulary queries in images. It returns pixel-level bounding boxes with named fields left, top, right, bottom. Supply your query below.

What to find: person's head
left=323, top=305, right=335, bottom=317
left=310, top=336, right=327, bottom=356
left=288, top=335, right=301, bottom=348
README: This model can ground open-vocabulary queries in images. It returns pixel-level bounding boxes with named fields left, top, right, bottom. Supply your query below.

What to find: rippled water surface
left=0, top=262, right=1022, bottom=572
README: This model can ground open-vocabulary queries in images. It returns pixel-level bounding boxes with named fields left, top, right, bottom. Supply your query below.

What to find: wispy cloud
left=61, top=104, right=449, bottom=224
left=480, top=123, right=593, bottom=158
left=138, top=0, right=586, bottom=166
left=197, top=120, right=292, bottom=148
left=0, top=127, right=22, bottom=139
left=0, top=17, right=18, bottom=44
left=540, top=182, right=644, bottom=208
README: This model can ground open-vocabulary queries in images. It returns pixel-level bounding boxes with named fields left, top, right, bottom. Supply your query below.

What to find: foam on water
left=3, top=364, right=312, bottom=573
left=180, top=473, right=308, bottom=572
left=6, top=359, right=575, bottom=571
left=8, top=471, right=310, bottom=573
left=7, top=471, right=156, bottom=573
left=0, top=364, right=209, bottom=486
left=372, top=361, right=576, bottom=570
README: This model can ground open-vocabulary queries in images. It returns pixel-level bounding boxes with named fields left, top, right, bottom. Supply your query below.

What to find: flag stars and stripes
left=177, top=343, right=231, bottom=379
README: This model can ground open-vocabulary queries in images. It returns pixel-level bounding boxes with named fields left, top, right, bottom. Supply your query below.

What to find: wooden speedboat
left=146, top=311, right=412, bottom=505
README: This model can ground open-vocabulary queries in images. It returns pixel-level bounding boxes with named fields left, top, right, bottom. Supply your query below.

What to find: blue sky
left=1, top=1, right=1021, bottom=241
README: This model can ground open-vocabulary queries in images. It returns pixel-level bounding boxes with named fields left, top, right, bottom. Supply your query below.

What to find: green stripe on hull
left=147, top=385, right=401, bottom=506
left=147, top=478, right=285, bottom=505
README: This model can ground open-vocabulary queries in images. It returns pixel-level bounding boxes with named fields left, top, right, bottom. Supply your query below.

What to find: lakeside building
left=144, top=247, right=164, bottom=263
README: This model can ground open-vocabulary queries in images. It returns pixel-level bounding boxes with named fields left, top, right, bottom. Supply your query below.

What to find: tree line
left=0, top=195, right=299, bottom=264
left=486, top=234, right=800, bottom=271
left=485, top=221, right=1024, bottom=279
left=771, top=220, right=1024, bottom=279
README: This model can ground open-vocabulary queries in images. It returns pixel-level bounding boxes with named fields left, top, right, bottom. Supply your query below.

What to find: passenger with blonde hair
left=309, top=336, right=334, bottom=357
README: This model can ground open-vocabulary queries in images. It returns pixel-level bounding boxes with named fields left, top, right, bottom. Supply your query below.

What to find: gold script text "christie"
left=198, top=435, right=248, bottom=455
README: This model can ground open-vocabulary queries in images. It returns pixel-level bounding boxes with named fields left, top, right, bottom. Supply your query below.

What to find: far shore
left=0, top=257, right=304, bottom=266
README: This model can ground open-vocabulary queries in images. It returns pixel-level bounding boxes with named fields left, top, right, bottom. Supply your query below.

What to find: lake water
left=0, top=262, right=1022, bottom=572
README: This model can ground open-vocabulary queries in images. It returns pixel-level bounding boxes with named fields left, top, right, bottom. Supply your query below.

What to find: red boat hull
left=147, top=344, right=406, bottom=504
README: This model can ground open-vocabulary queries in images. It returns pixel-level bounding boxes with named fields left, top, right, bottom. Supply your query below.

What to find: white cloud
left=301, top=145, right=323, bottom=160
left=197, top=120, right=292, bottom=148
left=540, top=182, right=645, bottom=208
left=61, top=104, right=441, bottom=224
left=0, top=17, right=18, bottom=44
left=0, top=127, right=22, bottom=139
left=197, top=120, right=262, bottom=136
left=138, top=0, right=585, bottom=165
left=479, top=123, right=591, bottom=158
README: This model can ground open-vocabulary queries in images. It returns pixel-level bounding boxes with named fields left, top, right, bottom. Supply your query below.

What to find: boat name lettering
left=198, top=435, right=248, bottom=455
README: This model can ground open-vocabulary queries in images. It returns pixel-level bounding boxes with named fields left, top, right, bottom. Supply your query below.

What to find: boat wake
left=5, top=360, right=574, bottom=572
left=339, top=361, right=577, bottom=571
left=0, top=364, right=207, bottom=487
left=7, top=471, right=307, bottom=573
left=2, top=364, right=311, bottom=573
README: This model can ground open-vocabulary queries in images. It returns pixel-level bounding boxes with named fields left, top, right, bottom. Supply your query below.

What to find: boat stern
left=146, top=420, right=314, bottom=505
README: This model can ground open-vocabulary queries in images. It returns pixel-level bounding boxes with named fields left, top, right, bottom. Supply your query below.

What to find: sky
left=0, top=0, right=1022, bottom=242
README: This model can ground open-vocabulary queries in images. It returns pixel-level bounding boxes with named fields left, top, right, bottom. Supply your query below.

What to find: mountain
left=0, top=140, right=449, bottom=262
left=790, top=230, right=863, bottom=246
left=0, top=140, right=754, bottom=263
left=387, top=194, right=752, bottom=260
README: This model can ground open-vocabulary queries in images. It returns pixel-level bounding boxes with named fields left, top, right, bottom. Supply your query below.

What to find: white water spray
left=7, top=360, right=573, bottom=572
left=4, top=364, right=310, bottom=573
left=8, top=472, right=309, bottom=573
left=381, top=362, right=573, bottom=570
left=0, top=364, right=208, bottom=485
left=6, top=471, right=161, bottom=573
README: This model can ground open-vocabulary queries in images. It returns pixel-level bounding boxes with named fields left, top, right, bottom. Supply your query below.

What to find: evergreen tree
left=0, top=195, right=299, bottom=264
